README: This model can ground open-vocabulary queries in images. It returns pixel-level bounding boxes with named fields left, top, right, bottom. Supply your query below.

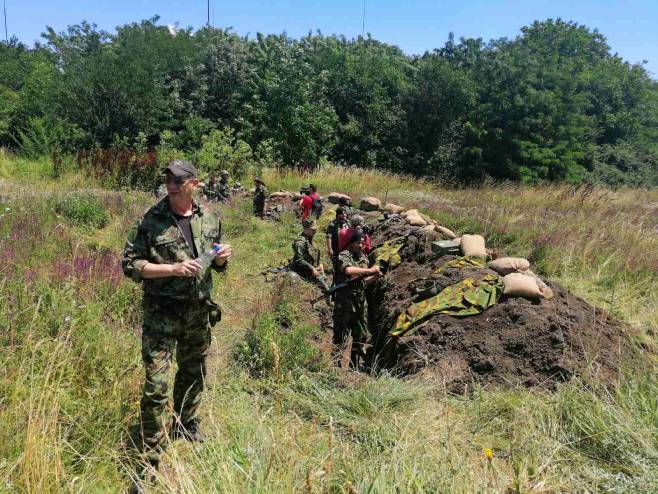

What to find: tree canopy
left=1, top=17, right=656, bottom=185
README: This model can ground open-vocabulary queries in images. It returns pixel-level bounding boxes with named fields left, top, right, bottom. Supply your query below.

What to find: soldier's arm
left=325, top=233, right=333, bottom=256
left=344, top=265, right=380, bottom=278
left=122, top=221, right=151, bottom=283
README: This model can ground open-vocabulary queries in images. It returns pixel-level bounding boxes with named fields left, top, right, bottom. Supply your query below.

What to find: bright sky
left=4, top=0, right=657, bottom=78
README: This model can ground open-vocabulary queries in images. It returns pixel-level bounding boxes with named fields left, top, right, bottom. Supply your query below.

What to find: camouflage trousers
left=139, top=297, right=218, bottom=461
left=332, top=297, right=368, bottom=368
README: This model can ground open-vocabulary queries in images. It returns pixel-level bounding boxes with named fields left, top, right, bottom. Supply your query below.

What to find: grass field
left=0, top=154, right=657, bottom=493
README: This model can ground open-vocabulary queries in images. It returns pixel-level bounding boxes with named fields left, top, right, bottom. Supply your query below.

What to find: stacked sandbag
left=269, top=191, right=292, bottom=200
left=488, top=257, right=530, bottom=275
left=360, top=196, right=382, bottom=211
left=460, top=234, right=487, bottom=258
left=401, top=209, right=427, bottom=226
left=327, top=192, right=351, bottom=205
left=384, top=203, right=405, bottom=214
left=503, top=272, right=554, bottom=299
left=435, top=225, right=457, bottom=239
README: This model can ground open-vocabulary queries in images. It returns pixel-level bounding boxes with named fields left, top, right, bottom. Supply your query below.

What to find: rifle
left=260, top=265, right=290, bottom=282
left=309, top=272, right=370, bottom=306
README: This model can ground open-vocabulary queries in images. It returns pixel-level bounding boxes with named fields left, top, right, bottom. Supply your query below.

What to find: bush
left=55, top=194, right=110, bottom=229
left=77, top=148, right=161, bottom=191
left=195, top=127, right=254, bottom=180
left=233, top=298, right=326, bottom=378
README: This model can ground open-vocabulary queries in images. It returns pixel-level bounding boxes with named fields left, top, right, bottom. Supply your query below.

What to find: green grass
left=0, top=157, right=656, bottom=493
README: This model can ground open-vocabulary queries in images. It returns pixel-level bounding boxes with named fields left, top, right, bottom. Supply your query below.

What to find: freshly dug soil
left=365, top=217, right=633, bottom=390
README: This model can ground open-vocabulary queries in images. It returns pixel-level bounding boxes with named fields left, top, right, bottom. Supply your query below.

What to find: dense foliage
left=1, top=18, right=656, bottom=185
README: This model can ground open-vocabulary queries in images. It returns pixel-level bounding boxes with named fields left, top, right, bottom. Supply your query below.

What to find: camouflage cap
left=254, top=177, right=263, bottom=183
left=220, top=170, right=229, bottom=176
left=162, top=159, right=197, bottom=179
left=336, top=207, right=346, bottom=215
left=302, top=219, right=318, bottom=230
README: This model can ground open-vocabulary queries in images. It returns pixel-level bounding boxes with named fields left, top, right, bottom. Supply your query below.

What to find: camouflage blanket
left=391, top=274, right=503, bottom=336
left=434, top=255, right=486, bottom=274
left=372, top=237, right=405, bottom=268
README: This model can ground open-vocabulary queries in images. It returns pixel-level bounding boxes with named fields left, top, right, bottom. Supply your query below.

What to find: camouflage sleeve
left=122, top=220, right=150, bottom=283
left=290, top=240, right=314, bottom=276
left=337, top=252, right=352, bottom=275
left=210, top=215, right=228, bottom=274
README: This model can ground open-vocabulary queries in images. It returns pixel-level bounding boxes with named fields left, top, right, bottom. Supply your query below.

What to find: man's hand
left=214, top=243, right=232, bottom=265
left=369, top=265, right=382, bottom=276
left=171, top=260, right=202, bottom=277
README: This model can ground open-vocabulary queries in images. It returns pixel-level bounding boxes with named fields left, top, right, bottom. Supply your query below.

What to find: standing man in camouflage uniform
left=218, top=170, right=231, bottom=202
left=333, top=232, right=381, bottom=369
left=122, top=160, right=233, bottom=475
left=253, top=177, right=268, bottom=217
left=289, top=219, right=328, bottom=290
left=325, top=207, right=348, bottom=275
left=203, top=175, right=220, bottom=202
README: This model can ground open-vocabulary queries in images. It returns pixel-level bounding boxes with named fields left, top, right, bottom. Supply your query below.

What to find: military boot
left=172, top=419, right=205, bottom=443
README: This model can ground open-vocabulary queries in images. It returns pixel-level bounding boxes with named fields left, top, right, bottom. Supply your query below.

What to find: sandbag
left=488, top=257, right=530, bottom=275
left=359, top=196, right=382, bottom=211
left=419, top=212, right=434, bottom=224
left=405, top=212, right=427, bottom=226
left=502, top=273, right=554, bottom=299
left=460, top=234, right=487, bottom=258
left=269, top=191, right=291, bottom=199
left=384, top=203, right=405, bottom=214
left=525, top=270, right=554, bottom=299
left=327, top=192, right=351, bottom=204
left=436, top=225, right=457, bottom=239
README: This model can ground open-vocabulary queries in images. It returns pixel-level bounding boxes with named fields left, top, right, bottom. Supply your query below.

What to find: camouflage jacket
left=218, top=180, right=231, bottom=201
left=204, top=182, right=220, bottom=201
left=334, top=249, right=369, bottom=311
left=325, top=219, right=348, bottom=254
left=122, top=198, right=226, bottom=301
left=253, top=184, right=268, bottom=211
left=289, top=233, right=320, bottom=278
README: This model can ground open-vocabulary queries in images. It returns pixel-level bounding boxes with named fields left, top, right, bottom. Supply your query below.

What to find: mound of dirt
left=365, top=216, right=633, bottom=390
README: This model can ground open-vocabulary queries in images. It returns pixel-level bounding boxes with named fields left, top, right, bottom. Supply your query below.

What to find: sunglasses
left=162, top=176, right=191, bottom=186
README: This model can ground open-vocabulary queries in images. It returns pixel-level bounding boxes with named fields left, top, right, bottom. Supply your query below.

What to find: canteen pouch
left=206, top=298, right=222, bottom=326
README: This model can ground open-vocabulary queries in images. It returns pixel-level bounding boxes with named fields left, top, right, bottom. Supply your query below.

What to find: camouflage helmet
left=220, top=170, right=229, bottom=177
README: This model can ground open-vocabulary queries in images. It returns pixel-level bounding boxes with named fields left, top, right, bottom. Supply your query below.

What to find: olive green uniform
left=204, top=182, right=221, bottom=201
left=290, top=233, right=320, bottom=279
left=253, top=184, right=268, bottom=217
left=218, top=179, right=231, bottom=201
left=122, top=198, right=225, bottom=463
left=333, top=249, right=369, bottom=367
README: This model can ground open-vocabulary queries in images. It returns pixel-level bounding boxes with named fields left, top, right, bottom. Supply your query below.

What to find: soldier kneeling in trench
left=333, top=232, right=382, bottom=370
